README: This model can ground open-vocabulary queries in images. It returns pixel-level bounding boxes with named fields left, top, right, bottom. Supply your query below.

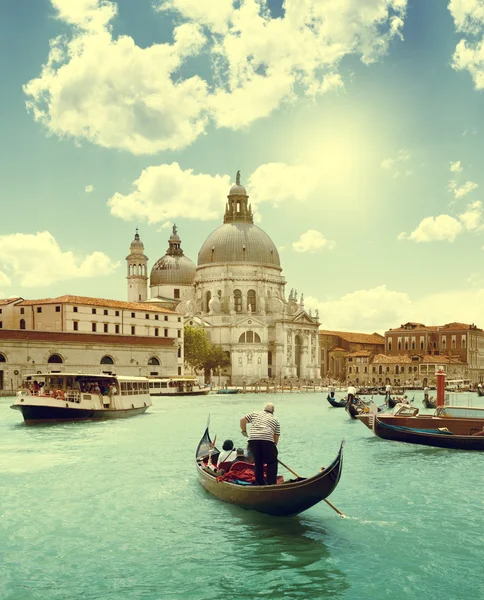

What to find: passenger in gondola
left=240, top=402, right=280, bottom=485
left=217, top=439, right=236, bottom=466
left=424, top=386, right=430, bottom=400
left=329, top=385, right=335, bottom=399
left=232, top=447, right=248, bottom=463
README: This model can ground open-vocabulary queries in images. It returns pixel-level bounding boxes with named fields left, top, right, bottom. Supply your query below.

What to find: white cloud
left=0, top=231, right=119, bottom=287
left=85, top=184, right=94, bottom=193
left=305, top=286, right=412, bottom=333
left=450, top=0, right=484, bottom=88
left=248, top=163, right=319, bottom=207
left=448, top=179, right=478, bottom=199
left=306, top=284, right=484, bottom=334
left=398, top=215, right=463, bottom=242
left=156, top=222, right=173, bottom=232
left=380, top=148, right=411, bottom=177
left=24, top=0, right=407, bottom=154
left=398, top=201, right=484, bottom=242
left=108, top=162, right=230, bottom=223
left=450, top=160, right=463, bottom=174
left=292, top=230, right=335, bottom=253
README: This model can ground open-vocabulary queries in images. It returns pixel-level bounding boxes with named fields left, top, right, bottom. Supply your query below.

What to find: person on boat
left=240, top=402, right=280, bottom=485
left=232, top=447, right=247, bottom=463
left=347, top=384, right=357, bottom=403
left=424, top=386, right=430, bottom=400
left=217, top=440, right=236, bottom=466
left=329, top=385, right=335, bottom=399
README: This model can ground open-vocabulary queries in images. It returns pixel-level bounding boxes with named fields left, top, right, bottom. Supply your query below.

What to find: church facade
left=127, top=174, right=320, bottom=384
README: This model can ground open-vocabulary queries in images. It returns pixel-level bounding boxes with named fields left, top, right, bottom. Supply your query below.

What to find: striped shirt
left=244, top=411, right=280, bottom=442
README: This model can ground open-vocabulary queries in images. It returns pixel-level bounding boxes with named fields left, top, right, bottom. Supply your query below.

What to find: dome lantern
left=224, top=170, right=253, bottom=224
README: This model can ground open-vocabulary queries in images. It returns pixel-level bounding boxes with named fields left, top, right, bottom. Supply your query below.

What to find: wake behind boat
left=195, top=427, right=344, bottom=517
left=12, top=372, right=152, bottom=424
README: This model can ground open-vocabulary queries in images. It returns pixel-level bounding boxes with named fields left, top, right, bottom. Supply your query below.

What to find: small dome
left=130, top=229, right=144, bottom=250
left=150, top=254, right=196, bottom=285
left=229, top=183, right=247, bottom=196
left=198, top=222, right=280, bottom=267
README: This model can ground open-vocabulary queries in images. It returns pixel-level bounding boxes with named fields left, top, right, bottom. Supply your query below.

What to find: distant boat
left=327, top=395, right=347, bottom=408
left=372, top=416, right=484, bottom=450
left=12, top=372, right=152, bottom=424
left=214, top=388, right=239, bottom=395
left=148, top=377, right=209, bottom=396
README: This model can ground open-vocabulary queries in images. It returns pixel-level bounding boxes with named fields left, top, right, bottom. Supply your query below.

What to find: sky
left=2, top=0, right=484, bottom=334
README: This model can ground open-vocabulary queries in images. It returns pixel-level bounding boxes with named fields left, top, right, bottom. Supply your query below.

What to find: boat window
left=154, top=382, right=161, bottom=388
left=161, top=382, right=168, bottom=388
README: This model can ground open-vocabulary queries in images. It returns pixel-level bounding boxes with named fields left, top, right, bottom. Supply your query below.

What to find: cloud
left=450, top=0, right=484, bottom=88
left=305, top=286, right=412, bottom=333
left=156, top=222, right=173, bottom=232
left=380, top=148, right=411, bottom=177
left=306, top=284, right=484, bottom=334
left=398, top=215, right=463, bottom=242
left=450, top=160, right=463, bottom=174
left=398, top=201, right=484, bottom=242
left=248, top=163, right=319, bottom=207
left=85, top=184, right=94, bottom=193
left=108, top=162, right=230, bottom=223
left=0, top=271, right=12, bottom=287
left=24, top=0, right=407, bottom=154
left=0, top=231, right=119, bottom=287
left=292, top=230, right=335, bottom=253
left=448, top=179, right=478, bottom=199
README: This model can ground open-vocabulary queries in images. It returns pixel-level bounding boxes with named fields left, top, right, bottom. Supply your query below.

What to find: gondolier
left=240, top=402, right=280, bottom=485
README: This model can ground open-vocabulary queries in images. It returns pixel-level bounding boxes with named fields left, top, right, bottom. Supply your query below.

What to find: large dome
left=150, top=254, right=196, bottom=285
left=197, top=222, right=280, bottom=267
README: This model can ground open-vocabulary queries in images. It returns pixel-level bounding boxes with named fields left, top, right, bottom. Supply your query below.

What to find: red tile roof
left=346, top=351, right=371, bottom=357
left=371, top=354, right=412, bottom=364
left=319, top=330, right=384, bottom=345
left=329, top=347, right=348, bottom=353
left=17, top=295, right=175, bottom=313
left=0, top=297, right=22, bottom=305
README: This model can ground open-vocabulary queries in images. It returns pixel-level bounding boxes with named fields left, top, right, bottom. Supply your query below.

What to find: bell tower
left=126, top=229, right=148, bottom=302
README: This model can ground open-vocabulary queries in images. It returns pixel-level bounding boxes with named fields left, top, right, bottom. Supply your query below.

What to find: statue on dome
left=236, top=170, right=241, bottom=185
left=172, top=223, right=178, bottom=236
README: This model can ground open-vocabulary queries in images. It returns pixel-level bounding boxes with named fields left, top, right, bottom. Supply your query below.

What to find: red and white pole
left=436, top=368, right=446, bottom=407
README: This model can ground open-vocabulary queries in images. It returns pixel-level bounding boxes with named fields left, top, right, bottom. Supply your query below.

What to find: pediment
left=293, top=311, right=317, bottom=325
left=234, top=315, right=266, bottom=329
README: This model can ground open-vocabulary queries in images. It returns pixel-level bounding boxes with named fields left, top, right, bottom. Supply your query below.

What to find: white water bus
left=11, top=373, right=152, bottom=424
left=148, top=377, right=209, bottom=397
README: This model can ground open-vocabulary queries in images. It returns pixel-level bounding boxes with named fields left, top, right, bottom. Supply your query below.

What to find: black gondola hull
left=327, top=395, right=347, bottom=408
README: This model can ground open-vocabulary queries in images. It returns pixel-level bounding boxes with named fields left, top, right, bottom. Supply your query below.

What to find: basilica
left=126, top=174, right=320, bottom=384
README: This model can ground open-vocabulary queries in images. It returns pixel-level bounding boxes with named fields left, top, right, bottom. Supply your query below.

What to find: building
left=128, top=173, right=320, bottom=384
left=0, top=295, right=182, bottom=392
left=385, top=321, right=484, bottom=383
left=319, top=330, right=385, bottom=382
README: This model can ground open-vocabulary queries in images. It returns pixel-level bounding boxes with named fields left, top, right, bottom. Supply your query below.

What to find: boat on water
left=195, top=427, right=344, bottom=517
left=422, top=396, right=437, bottom=409
left=12, top=372, right=152, bottom=424
left=327, top=394, right=347, bottom=408
left=213, top=388, right=239, bottom=395
left=372, top=415, right=484, bottom=450
left=148, top=377, right=209, bottom=396
left=477, top=386, right=484, bottom=397
left=357, top=404, right=484, bottom=435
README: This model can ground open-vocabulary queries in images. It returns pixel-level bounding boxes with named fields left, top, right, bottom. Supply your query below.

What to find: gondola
left=477, top=387, right=484, bottom=397
left=372, top=416, right=484, bottom=450
left=326, top=394, right=347, bottom=408
left=195, top=427, right=344, bottom=516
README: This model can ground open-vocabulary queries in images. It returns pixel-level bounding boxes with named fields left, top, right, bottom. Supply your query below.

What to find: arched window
left=48, top=354, right=63, bottom=364
left=378, top=365, right=383, bottom=374
left=0, top=353, right=6, bottom=362
left=100, top=356, right=114, bottom=364
left=234, top=289, right=242, bottom=313
left=20, top=319, right=26, bottom=330
left=238, top=331, right=261, bottom=343
left=395, top=365, right=399, bottom=374
left=148, top=357, right=160, bottom=365
left=205, top=291, right=211, bottom=313
left=247, top=289, right=256, bottom=312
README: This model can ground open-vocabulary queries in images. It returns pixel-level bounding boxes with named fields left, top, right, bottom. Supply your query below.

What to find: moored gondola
left=327, top=394, right=347, bottom=408
left=195, top=427, right=344, bottom=517
left=372, top=415, right=484, bottom=450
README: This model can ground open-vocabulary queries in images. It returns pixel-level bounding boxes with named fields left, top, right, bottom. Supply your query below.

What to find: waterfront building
left=128, top=174, right=320, bottom=384
left=319, top=330, right=385, bottom=382
left=385, top=321, right=484, bottom=383
left=0, top=295, right=181, bottom=392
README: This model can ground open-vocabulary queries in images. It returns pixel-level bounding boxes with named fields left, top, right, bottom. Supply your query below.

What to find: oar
left=277, top=458, right=346, bottom=518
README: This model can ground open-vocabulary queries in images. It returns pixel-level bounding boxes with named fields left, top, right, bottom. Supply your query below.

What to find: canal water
left=1, top=391, right=483, bottom=600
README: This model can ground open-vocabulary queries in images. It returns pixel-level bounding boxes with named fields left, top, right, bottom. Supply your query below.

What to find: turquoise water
left=1, top=391, right=483, bottom=600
